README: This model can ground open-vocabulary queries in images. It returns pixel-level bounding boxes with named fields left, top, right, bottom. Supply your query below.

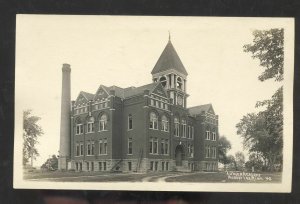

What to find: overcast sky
left=16, top=15, right=290, bottom=167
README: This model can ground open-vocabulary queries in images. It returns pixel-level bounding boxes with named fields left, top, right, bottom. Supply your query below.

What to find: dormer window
left=177, top=77, right=182, bottom=90
left=159, top=76, right=167, bottom=87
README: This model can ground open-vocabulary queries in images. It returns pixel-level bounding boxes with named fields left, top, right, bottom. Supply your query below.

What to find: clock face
left=177, top=96, right=183, bottom=105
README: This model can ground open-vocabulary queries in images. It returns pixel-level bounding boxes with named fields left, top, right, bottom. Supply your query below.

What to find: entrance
left=175, top=145, right=184, bottom=166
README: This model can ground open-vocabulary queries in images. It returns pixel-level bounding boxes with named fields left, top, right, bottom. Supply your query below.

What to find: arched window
left=87, top=117, right=95, bottom=133
left=159, top=76, right=167, bottom=87
left=177, top=77, right=182, bottom=90
left=161, top=115, right=169, bottom=132
left=174, top=117, right=179, bottom=137
left=149, top=112, right=158, bottom=130
left=181, top=119, right=187, bottom=137
left=128, top=114, right=133, bottom=130
left=75, top=118, right=83, bottom=135
left=99, top=114, right=108, bottom=131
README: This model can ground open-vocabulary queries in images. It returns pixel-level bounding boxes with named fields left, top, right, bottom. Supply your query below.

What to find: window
left=76, top=124, right=84, bottom=135
left=128, top=138, right=132, bottom=155
left=212, top=147, right=217, bottom=158
left=191, top=126, right=194, bottom=139
left=99, top=162, right=102, bottom=171
left=128, top=162, right=132, bottom=171
left=149, top=138, right=153, bottom=154
left=149, top=112, right=158, bottom=130
left=190, top=145, right=194, bottom=158
left=151, top=99, right=154, bottom=106
left=182, top=119, right=187, bottom=137
left=91, top=162, right=94, bottom=171
left=177, top=77, right=182, bottom=90
left=87, top=117, right=95, bottom=133
left=128, top=114, right=133, bottom=130
left=104, top=138, right=107, bottom=154
left=162, top=162, right=165, bottom=171
left=91, top=141, right=95, bottom=155
left=206, top=131, right=210, bottom=140
left=86, top=162, right=90, bottom=171
left=150, top=161, right=154, bottom=171
left=166, top=162, right=169, bottom=171
left=103, top=162, right=107, bottom=171
left=205, top=146, right=210, bottom=158
left=80, top=143, right=84, bottom=156
left=187, top=126, right=190, bottom=138
left=161, top=115, right=169, bottom=132
left=165, top=139, right=169, bottom=155
left=212, top=132, right=216, bottom=141
left=155, top=162, right=158, bottom=171
left=153, top=138, right=158, bottom=154
left=75, top=143, right=80, bottom=156
left=164, top=104, right=168, bottom=110
left=87, top=142, right=91, bottom=155
left=99, top=140, right=103, bottom=155
left=161, top=140, right=164, bottom=154
left=160, top=76, right=167, bottom=87
left=174, top=117, right=179, bottom=137
left=160, top=102, right=164, bottom=109
left=99, top=114, right=108, bottom=131
left=156, top=101, right=160, bottom=108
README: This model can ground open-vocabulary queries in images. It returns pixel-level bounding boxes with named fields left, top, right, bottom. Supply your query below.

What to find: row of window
left=75, top=161, right=107, bottom=171
left=75, top=139, right=108, bottom=156
left=149, top=113, right=194, bottom=139
left=74, top=106, right=88, bottom=115
left=75, top=114, right=108, bottom=135
left=150, top=99, right=169, bottom=110
left=153, top=75, right=184, bottom=90
left=149, top=138, right=169, bottom=155
left=205, top=162, right=218, bottom=171
left=205, top=146, right=217, bottom=158
left=205, top=131, right=217, bottom=141
left=94, top=102, right=108, bottom=110
left=149, top=161, right=169, bottom=171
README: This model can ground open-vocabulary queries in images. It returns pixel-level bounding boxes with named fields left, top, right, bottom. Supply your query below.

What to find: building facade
left=58, top=38, right=219, bottom=172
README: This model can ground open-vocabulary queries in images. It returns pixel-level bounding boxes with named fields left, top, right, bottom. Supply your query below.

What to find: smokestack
left=58, top=63, right=71, bottom=170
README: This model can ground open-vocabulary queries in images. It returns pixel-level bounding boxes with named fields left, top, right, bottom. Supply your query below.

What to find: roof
left=151, top=40, right=188, bottom=76
left=188, top=104, right=214, bottom=115
left=80, top=91, right=94, bottom=101
left=101, top=83, right=158, bottom=99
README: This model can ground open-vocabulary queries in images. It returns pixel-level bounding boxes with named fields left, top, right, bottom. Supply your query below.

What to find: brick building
left=58, top=37, right=219, bottom=172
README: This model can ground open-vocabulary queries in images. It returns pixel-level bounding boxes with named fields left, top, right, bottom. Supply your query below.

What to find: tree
left=41, top=155, right=58, bottom=171
left=23, top=110, right=43, bottom=166
left=238, top=28, right=284, bottom=172
left=243, top=28, right=284, bottom=82
left=234, top=151, right=245, bottom=171
left=218, top=136, right=232, bottom=165
left=245, top=153, right=264, bottom=172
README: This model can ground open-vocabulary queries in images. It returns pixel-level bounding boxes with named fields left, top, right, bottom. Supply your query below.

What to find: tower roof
left=151, top=40, right=188, bottom=76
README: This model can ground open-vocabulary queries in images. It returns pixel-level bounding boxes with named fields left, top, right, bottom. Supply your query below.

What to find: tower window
left=128, top=114, right=133, bottom=130
left=177, top=77, right=182, bottom=90
left=149, top=112, right=158, bottom=130
left=159, top=76, right=167, bottom=87
left=99, top=114, right=108, bottom=131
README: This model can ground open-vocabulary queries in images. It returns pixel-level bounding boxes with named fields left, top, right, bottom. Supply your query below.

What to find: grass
left=24, top=169, right=282, bottom=183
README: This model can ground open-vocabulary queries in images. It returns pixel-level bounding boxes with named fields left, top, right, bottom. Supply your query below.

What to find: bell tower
left=151, top=34, right=188, bottom=108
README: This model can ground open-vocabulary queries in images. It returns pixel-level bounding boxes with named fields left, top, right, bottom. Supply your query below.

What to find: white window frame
left=206, top=131, right=210, bottom=140
left=128, top=114, right=133, bottom=130
left=80, top=143, right=84, bottom=156
left=128, top=138, right=133, bottom=155
left=76, top=124, right=84, bottom=135
left=99, top=114, right=108, bottom=131
left=149, top=112, right=158, bottom=130
left=161, top=115, right=169, bottom=132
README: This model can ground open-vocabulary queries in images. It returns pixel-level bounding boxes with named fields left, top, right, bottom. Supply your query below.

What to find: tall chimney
left=58, top=63, right=71, bottom=170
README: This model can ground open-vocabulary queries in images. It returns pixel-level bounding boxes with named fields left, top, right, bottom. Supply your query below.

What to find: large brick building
left=58, top=37, right=219, bottom=172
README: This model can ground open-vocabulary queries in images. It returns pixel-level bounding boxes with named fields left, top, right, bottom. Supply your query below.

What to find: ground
left=24, top=170, right=282, bottom=183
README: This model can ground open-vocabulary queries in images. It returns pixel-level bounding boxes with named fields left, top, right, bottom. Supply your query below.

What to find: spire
left=151, top=35, right=188, bottom=76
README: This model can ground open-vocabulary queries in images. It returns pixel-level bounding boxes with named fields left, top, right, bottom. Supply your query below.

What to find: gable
left=75, top=93, right=89, bottom=106
left=151, top=83, right=168, bottom=98
left=207, top=105, right=215, bottom=115
left=94, top=86, right=109, bottom=101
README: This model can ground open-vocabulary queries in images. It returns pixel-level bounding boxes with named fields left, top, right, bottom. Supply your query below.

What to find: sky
left=15, top=15, right=290, bottom=167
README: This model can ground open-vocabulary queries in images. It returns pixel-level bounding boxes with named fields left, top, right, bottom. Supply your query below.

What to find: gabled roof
left=188, top=104, right=215, bottom=115
left=80, top=91, right=94, bottom=101
left=124, top=83, right=157, bottom=98
left=151, top=40, right=188, bottom=76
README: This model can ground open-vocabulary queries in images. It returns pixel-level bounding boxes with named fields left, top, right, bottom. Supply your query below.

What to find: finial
left=168, top=31, right=171, bottom=42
